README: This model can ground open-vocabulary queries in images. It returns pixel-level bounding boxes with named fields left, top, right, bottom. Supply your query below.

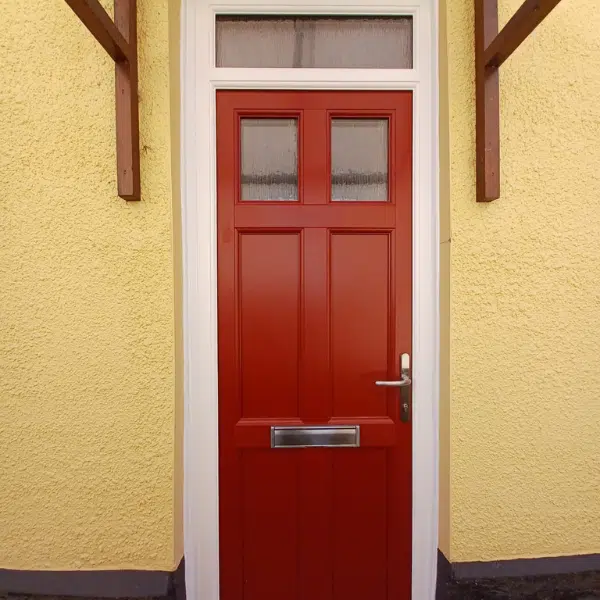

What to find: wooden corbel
left=475, top=0, right=563, bottom=202
left=64, top=0, right=140, bottom=201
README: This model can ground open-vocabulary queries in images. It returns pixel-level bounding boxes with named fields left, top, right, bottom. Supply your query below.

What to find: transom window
left=216, top=15, right=413, bottom=69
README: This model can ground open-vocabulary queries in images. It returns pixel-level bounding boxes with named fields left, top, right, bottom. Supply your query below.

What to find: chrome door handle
left=375, top=374, right=411, bottom=387
left=375, top=353, right=412, bottom=423
left=375, top=353, right=411, bottom=387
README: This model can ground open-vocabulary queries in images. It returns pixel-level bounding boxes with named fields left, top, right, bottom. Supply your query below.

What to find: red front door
left=217, top=91, right=412, bottom=600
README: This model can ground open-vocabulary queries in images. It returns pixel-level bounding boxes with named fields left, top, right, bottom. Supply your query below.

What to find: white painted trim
left=180, top=2, right=440, bottom=599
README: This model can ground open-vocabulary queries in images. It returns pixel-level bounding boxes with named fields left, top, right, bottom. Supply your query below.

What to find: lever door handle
left=375, top=353, right=412, bottom=423
left=375, top=375, right=412, bottom=387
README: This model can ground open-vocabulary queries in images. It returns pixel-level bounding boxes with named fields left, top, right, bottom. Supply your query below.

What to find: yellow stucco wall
left=445, top=0, right=600, bottom=561
left=0, top=0, right=182, bottom=570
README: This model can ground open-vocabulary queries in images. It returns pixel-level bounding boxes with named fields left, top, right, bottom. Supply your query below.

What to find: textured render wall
left=0, top=0, right=181, bottom=570
left=445, top=0, right=600, bottom=561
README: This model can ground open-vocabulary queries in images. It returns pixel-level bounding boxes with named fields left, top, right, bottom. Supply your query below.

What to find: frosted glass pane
left=331, top=119, right=388, bottom=202
left=216, top=16, right=413, bottom=69
left=241, top=119, right=298, bottom=201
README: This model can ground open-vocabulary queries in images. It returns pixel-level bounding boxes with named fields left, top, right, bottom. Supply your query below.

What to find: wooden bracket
left=64, top=0, right=140, bottom=201
left=475, top=0, right=563, bottom=202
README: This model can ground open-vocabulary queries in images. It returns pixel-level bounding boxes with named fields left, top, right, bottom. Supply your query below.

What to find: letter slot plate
left=271, top=425, right=360, bottom=449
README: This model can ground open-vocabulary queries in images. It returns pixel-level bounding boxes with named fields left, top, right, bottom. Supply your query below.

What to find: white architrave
left=180, top=2, right=440, bottom=598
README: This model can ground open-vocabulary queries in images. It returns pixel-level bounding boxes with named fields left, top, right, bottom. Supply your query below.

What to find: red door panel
left=239, top=232, right=301, bottom=418
left=242, top=451, right=298, bottom=599
left=297, top=451, right=332, bottom=599
left=330, top=232, right=392, bottom=418
left=333, top=450, right=388, bottom=599
left=218, top=91, right=412, bottom=600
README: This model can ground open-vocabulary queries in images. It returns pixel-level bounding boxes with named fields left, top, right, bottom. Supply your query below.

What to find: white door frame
left=180, top=2, right=440, bottom=599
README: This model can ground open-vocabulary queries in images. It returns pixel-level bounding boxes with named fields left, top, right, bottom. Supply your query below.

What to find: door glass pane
left=241, top=118, right=298, bottom=201
left=331, top=119, right=388, bottom=202
left=216, top=16, right=413, bottom=69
